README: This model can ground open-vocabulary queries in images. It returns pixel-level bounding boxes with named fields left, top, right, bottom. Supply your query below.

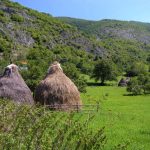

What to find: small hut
left=34, top=61, right=82, bottom=110
left=0, top=64, right=34, bottom=104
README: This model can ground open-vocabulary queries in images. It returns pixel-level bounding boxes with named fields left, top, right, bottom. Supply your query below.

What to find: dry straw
left=34, top=61, right=82, bottom=110
left=0, top=64, right=34, bottom=104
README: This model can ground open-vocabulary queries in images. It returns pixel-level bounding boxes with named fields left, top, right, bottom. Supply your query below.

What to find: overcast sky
left=12, top=0, right=150, bottom=22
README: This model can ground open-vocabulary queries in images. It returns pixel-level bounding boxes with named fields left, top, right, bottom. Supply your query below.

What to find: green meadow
left=1, top=78, right=150, bottom=150
left=81, top=79, right=150, bottom=149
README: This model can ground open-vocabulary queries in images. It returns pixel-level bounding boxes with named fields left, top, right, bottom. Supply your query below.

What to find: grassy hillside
left=0, top=0, right=105, bottom=68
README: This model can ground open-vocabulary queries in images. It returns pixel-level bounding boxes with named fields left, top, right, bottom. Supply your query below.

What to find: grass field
left=81, top=80, right=150, bottom=149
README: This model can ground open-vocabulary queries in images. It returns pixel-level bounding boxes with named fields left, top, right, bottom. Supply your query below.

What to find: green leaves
left=126, top=62, right=148, bottom=77
left=11, top=14, right=24, bottom=23
left=0, top=100, right=107, bottom=150
left=127, top=73, right=150, bottom=95
left=91, top=59, right=118, bottom=85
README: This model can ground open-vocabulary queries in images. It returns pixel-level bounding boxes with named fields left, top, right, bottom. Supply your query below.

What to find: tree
left=137, top=74, right=150, bottom=94
left=21, top=47, right=87, bottom=92
left=126, top=62, right=147, bottom=77
left=21, top=47, right=54, bottom=91
left=146, top=54, right=150, bottom=63
left=127, top=73, right=150, bottom=95
left=91, top=59, right=118, bottom=85
left=63, top=62, right=87, bottom=92
left=127, top=78, right=142, bottom=95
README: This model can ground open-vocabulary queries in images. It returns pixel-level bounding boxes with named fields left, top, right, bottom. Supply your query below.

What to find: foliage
left=0, top=10, right=4, bottom=16
left=11, top=14, right=24, bottom=22
left=58, top=17, right=150, bottom=70
left=21, top=47, right=53, bottom=91
left=91, top=59, right=119, bottom=85
left=126, top=62, right=148, bottom=77
left=0, top=0, right=149, bottom=75
left=127, top=78, right=142, bottom=95
left=63, top=63, right=87, bottom=92
left=0, top=99, right=107, bottom=150
left=127, top=73, right=150, bottom=95
left=0, top=37, right=11, bottom=53
left=147, top=54, right=150, bottom=63
left=21, top=45, right=89, bottom=92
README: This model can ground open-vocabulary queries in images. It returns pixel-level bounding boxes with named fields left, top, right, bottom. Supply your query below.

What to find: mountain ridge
left=57, top=17, right=150, bottom=44
left=0, top=0, right=149, bottom=71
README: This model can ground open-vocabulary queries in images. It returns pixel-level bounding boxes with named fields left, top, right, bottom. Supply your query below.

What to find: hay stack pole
left=0, top=64, right=34, bottom=104
left=34, top=61, right=82, bottom=110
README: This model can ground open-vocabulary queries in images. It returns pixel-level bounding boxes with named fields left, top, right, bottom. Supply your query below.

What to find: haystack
left=34, top=62, right=82, bottom=110
left=118, top=78, right=128, bottom=87
left=0, top=64, right=34, bottom=104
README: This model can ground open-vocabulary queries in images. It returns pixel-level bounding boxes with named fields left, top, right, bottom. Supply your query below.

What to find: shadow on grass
left=123, top=93, right=137, bottom=96
left=87, top=82, right=115, bottom=86
left=123, top=93, right=150, bottom=96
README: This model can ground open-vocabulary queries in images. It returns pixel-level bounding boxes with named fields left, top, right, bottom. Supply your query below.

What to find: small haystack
left=34, top=61, right=82, bottom=110
left=0, top=64, right=34, bottom=104
left=118, top=77, right=130, bottom=87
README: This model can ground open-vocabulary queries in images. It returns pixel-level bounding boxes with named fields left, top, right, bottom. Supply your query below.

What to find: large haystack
left=34, top=62, right=82, bottom=110
left=0, top=64, right=34, bottom=104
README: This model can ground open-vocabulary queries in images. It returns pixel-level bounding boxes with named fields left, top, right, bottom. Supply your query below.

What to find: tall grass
left=0, top=99, right=108, bottom=150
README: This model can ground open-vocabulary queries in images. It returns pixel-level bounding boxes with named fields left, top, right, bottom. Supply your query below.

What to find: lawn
left=81, top=84, right=150, bottom=149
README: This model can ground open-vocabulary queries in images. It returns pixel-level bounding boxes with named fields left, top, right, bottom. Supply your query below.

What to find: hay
left=118, top=77, right=130, bottom=87
left=34, top=62, right=82, bottom=110
left=0, top=64, right=34, bottom=104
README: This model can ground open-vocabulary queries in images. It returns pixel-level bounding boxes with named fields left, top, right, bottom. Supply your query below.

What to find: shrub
left=11, top=14, right=24, bottom=22
left=0, top=10, right=4, bottom=16
left=63, top=63, right=87, bottom=92
left=126, top=62, right=147, bottom=77
left=127, top=78, right=142, bottom=95
left=127, top=73, right=150, bottom=95
left=0, top=100, right=107, bottom=150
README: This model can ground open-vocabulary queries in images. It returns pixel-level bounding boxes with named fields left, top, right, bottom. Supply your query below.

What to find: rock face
left=0, top=64, right=34, bottom=104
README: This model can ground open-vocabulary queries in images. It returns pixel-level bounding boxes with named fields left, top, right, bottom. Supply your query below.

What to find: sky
left=12, top=0, right=150, bottom=22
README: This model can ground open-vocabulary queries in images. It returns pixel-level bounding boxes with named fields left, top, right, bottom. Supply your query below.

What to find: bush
left=21, top=47, right=54, bottom=91
left=11, top=14, right=24, bottom=22
left=127, top=73, right=150, bottom=95
left=127, top=78, right=142, bottom=95
left=63, top=63, right=87, bottom=92
left=0, top=10, right=4, bottom=16
left=0, top=100, right=107, bottom=150
left=126, top=62, right=148, bottom=77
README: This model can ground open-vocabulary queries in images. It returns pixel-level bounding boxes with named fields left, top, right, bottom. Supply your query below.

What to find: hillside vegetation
left=0, top=0, right=104, bottom=68
left=0, top=0, right=149, bottom=69
left=58, top=17, right=150, bottom=65
left=57, top=17, right=150, bottom=44
left=0, top=0, right=104, bottom=91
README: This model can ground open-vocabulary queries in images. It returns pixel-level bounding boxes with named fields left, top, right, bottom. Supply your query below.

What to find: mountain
left=0, top=0, right=149, bottom=72
left=57, top=17, right=150, bottom=65
left=57, top=17, right=150, bottom=44
left=0, top=0, right=105, bottom=66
